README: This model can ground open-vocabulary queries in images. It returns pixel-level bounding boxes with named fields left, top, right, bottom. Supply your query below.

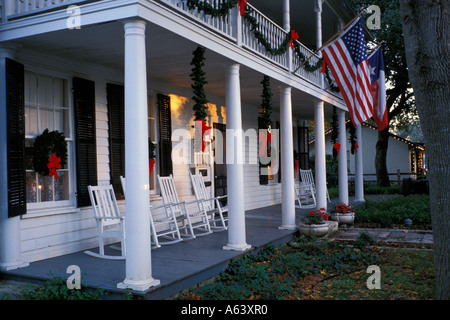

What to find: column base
left=223, top=243, right=251, bottom=252
left=278, top=224, right=297, bottom=231
left=117, top=277, right=160, bottom=292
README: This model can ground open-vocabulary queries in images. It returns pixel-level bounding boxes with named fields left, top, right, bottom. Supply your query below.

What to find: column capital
left=123, top=18, right=147, bottom=35
left=0, top=42, right=20, bottom=59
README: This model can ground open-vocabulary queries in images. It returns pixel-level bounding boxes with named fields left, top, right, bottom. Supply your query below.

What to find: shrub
left=355, top=194, right=431, bottom=227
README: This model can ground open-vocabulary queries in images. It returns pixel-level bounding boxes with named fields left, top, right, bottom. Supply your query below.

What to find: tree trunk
left=399, top=0, right=450, bottom=299
left=375, top=128, right=390, bottom=187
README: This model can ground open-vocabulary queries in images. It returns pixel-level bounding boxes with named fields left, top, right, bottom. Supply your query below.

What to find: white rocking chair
left=158, top=174, right=212, bottom=239
left=120, top=176, right=182, bottom=248
left=295, top=183, right=317, bottom=209
left=85, top=185, right=126, bottom=260
left=190, top=172, right=227, bottom=231
left=299, top=169, right=331, bottom=202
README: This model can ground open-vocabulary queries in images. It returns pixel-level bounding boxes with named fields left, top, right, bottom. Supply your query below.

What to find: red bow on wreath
left=195, top=120, right=212, bottom=152
left=48, top=153, right=61, bottom=180
left=333, top=142, right=341, bottom=156
left=238, top=0, right=248, bottom=16
left=289, top=30, right=299, bottom=48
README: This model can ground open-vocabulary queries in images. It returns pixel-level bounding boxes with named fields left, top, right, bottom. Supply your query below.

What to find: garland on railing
left=185, top=1, right=340, bottom=92
left=186, top=0, right=238, bottom=17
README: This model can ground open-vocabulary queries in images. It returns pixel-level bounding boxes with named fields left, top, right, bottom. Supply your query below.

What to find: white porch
left=0, top=0, right=368, bottom=293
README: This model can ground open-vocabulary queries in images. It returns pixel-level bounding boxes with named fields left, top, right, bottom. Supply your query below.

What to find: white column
left=0, top=45, right=28, bottom=271
left=314, top=101, right=328, bottom=210
left=280, top=86, right=296, bottom=230
left=337, top=110, right=349, bottom=204
left=354, top=124, right=365, bottom=202
left=315, top=0, right=324, bottom=88
left=314, top=0, right=323, bottom=50
left=283, top=0, right=293, bottom=72
left=223, top=63, right=250, bottom=252
left=117, top=19, right=160, bottom=291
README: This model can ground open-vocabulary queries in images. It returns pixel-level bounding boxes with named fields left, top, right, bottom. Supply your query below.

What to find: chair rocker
left=85, top=185, right=126, bottom=260
left=190, top=172, right=228, bottom=231
left=120, top=176, right=182, bottom=248
left=299, top=169, right=331, bottom=202
left=158, top=174, right=212, bottom=239
left=295, top=183, right=317, bottom=209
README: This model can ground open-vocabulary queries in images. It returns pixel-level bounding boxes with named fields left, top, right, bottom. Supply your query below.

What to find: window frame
left=23, top=70, right=76, bottom=214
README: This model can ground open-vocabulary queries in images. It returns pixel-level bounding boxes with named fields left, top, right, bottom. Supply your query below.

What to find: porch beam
left=279, top=86, right=296, bottom=230
left=337, top=109, right=349, bottom=204
left=354, top=124, right=365, bottom=202
left=223, top=63, right=251, bottom=252
left=117, top=19, right=160, bottom=292
left=314, top=100, right=328, bottom=210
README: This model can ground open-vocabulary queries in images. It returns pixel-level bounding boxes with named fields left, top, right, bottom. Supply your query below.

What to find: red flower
left=47, top=153, right=61, bottom=180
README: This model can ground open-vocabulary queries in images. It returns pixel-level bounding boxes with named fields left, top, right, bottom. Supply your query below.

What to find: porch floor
left=3, top=199, right=362, bottom=299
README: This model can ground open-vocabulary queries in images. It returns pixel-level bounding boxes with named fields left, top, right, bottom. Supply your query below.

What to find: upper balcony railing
left=2, top=0, right=324, bottom=88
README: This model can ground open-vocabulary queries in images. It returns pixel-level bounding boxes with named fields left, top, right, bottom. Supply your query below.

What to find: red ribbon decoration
left=294, top=159, right=299, bottom=174
left=47, top=153, right=61, bottom=180
left=259, top=130, right=272, bottom=156
left=289, top=30, right=299, bottom=48
left=238, top=0, right=248, bottom=16
left=149, top=159, right=155, bottom=176
left=321, top=59, right=327, bottom=73
left=333, top=142, right=341, bottom=156
left=354, top=141, right=359, bottom=154
left=195, top=120, right=212, bottom=152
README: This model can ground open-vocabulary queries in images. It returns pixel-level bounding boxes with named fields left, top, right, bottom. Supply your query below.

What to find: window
left=24, top=71, right=73, bottom=209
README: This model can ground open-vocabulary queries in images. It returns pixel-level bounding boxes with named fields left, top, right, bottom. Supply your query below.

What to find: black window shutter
left=6, top=58, right=26, bottom=217
left=258, top=117, right=268, bottom=185
left=298, top=125, right=310, bottom=170
left=157, top=94, right=172, bottom=177
left=106, top=83, right=125, bottom=198
left=73, top=77, right=97, bottom=207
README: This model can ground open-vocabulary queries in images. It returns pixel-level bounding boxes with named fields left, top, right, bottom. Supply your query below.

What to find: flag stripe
left=320, top=17, right=373, bottom=127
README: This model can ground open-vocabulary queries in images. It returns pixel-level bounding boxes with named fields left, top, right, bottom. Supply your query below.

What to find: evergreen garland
left=330, top=106, right=339, bottom=158
left=190, top=46, right=209, bottom=122
left=32, top=129, right=68, bottom=176
left=259, top=75, right=273, bottom=129
left=187, top=0, right=238, bottom=17
left=348, top=121, right=357, bottom=155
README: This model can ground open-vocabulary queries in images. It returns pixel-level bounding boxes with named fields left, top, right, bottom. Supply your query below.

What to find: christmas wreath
left=32, top=129, right=68, bottom=177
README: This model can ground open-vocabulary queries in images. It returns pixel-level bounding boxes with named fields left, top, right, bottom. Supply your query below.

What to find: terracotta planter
left=298, top=223, right=329, bottom=237
left=331, top=212, right=355, bottom=226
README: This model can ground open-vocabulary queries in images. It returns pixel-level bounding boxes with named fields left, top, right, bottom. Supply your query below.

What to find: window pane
left=26, top=172, right=37, bottom=203
left=25, top=106, right=38, bottom=136
left=38, top=174, right=53, bottom=202
left=54, top=171, right=70, bottom=201
left=39, top=107, right=54, bottom=132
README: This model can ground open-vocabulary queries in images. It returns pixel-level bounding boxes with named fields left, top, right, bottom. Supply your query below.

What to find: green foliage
left=355, top=194, right=431, bottom=227
left=21, top=272, right=106, bottom=300
left=187, top=0, right=237, bottom=17
left=259, top=75, right=273, bottom=129
left=179, top=239, right=380, bottom=300
left=190, top=46, right=209, bottom=121
left=326, top=155, right=339, bottom=187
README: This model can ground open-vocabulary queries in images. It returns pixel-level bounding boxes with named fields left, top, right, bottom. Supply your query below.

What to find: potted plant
left=299, top=208, right=330, bottom=237
left=331, top=203, right=355, bottom=226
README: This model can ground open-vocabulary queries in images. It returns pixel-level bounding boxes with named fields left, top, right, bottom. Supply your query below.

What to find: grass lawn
left=176, top=236, right=435, bottom=300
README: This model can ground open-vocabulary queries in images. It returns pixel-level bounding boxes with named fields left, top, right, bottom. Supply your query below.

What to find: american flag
left=322, top=18, right=373, bottom=127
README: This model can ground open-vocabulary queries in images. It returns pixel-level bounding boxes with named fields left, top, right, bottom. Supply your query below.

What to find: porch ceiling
left=14, top=18, right=336, bottom=120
